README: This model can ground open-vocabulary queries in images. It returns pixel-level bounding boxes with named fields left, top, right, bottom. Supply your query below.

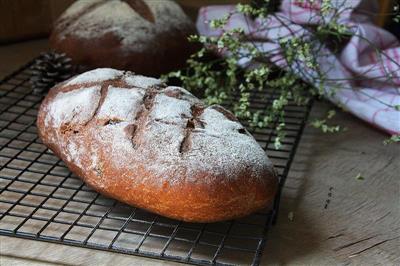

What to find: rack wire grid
left=0, top=56, right=312, bottom=266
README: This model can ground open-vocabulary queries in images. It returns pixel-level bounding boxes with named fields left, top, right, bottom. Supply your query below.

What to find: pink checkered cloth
left=196, top=0, right=400, bottom=134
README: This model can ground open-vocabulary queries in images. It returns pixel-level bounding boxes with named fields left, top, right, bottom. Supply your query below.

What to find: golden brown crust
left=37, top=69, right=278, bottom=222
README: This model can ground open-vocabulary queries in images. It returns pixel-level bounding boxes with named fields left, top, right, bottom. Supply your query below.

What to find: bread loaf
left=37, top=68, right=278, bottom=222
left=49, top=0, right=197, bottom=76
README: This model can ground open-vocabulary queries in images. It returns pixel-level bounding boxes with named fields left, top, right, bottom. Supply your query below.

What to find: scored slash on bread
left=37, top=68, right=278, bottom=222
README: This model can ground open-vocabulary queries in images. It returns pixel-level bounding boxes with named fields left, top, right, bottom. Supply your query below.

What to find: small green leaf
left=165, top=1, right=396, bottom=146
left=288, top=211, right=294, bottom=221
left=355, top=173, right=364, bottom=180
left=383, top=135, right=400, bottom=145
left=327, top=110, right=336, bottom=119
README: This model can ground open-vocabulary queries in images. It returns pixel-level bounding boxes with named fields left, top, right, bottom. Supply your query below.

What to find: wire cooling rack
left=0, top=57, right=312, bottom=266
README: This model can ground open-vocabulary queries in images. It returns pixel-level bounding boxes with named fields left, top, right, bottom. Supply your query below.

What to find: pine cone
left=31, top=52, right=73, bottom=94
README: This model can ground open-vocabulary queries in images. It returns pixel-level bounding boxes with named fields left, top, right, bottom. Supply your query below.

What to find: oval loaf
left=37, top=68, right=278, bottom=222
left=50, top=0, right=197, bottom=76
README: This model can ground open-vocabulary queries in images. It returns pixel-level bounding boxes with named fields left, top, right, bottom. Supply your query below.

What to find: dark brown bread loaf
left=37, top=68, right=278, bottom=222
left=49, top=0, right=198, bottom=76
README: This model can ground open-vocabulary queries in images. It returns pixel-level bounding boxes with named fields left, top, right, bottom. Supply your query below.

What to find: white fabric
left=196, top=0, right=400, bottom=134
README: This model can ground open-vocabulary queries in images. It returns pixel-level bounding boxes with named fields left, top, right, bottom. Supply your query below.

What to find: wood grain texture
left=0, top=236, right=180, bottom=266
left=262, top=101, right=400, bottom=265
left=0, top=0, right=74, bottom=44
left=0, top=40, right=399, bottom=265
left=0, top=39, right=48, bottom=78
left=376, top=0, right=393, bottom=26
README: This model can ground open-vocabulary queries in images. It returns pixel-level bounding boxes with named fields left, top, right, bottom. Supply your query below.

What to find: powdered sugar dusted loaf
left=37, top=68, right=278, bottom=222
left=50, top=0, right=198, bottom=76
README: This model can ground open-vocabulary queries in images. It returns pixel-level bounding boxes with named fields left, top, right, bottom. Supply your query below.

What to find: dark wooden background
left=0, top=0, right=394, bottom=44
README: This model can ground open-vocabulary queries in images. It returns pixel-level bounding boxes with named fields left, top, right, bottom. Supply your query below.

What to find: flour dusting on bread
left=124, top=75, right=162, bottom=88
left=97, top=86, right=144, bottom=122
left=57, top=0, right=193, bottom=52
left=37, top=68, right=278, bottom=222
left=45, top=85, right=101, bottom=127
left=40, top=69, right=274, bottom=187
left=66, top=68, right=123, bottom=85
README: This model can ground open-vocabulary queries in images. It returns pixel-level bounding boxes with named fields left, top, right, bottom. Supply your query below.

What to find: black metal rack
left=0, top=57, right=312, bottom=266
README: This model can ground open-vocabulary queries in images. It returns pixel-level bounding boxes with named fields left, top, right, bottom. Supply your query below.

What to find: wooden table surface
left=0, top=39, right=399, bottom=266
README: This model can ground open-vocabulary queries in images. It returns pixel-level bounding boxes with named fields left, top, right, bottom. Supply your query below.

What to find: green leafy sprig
left=165, top=0, right=399, bottom=148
